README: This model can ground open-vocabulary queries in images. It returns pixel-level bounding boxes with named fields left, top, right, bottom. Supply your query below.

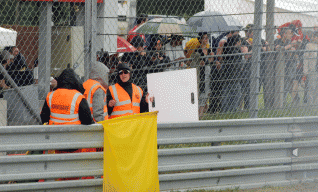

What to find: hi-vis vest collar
left=48, top=90, right=81, bottom=123
left=84, top=79, right=108, bottom=120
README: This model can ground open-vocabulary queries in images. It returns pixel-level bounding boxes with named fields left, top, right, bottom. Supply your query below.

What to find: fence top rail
left=1, top=116, right=318, bottom=133
left=0, top=124, right=103, bottom=133
left=158, top=116, right=318, bottom=129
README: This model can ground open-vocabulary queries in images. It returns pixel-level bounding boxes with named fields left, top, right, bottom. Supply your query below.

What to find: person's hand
left=215, top=61, right=221, bottom=70
left=140, top=51, right=146, bottom=56
left=108, top=100, right=116, bottom=107
left=146, top=93, right=154, bottom=103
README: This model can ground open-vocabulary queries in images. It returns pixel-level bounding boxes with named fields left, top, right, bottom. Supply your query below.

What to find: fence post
left=274, top=47, right=285, bottom=108
left=250, top=0, right=263, bottom=118
left=274, top=48, right=285, bottom=109
left=91, top=0, right=97, bottom=69
left=266, top=0, right=275, bottom=51
left=97, top=0, right=118, bottom=54
left=38, top=2, right=52, bottom=100
left=127, top=0, right=137, bottom=34
left=84, top=0, right=92, bottom=81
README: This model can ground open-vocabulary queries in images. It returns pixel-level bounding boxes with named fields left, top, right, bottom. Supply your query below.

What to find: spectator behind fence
left=165, top=35, right=186, bottom=70
left=275, top=25, right=301, bottom=105
left=6, top=46, right=33, bottom=87
left=121, top=35, right=151, bottom=90
left=303, top=31, right=318, bottom=107
left=41, top=68, right=93, bottom=125
left=241, top=24, right=269, bottom=110
left=106, top=64, right=153, bottom=119
left=195, top=32, right=215, bottom=116
left=0, top=50, right=14, bottom=92
left=127, top=13, right=148, bottom=43
left=216, top=30, right=240, bottom=62
left=184, top=32, right=210, bottom=58
left=220, top=35, right=243, bottom=112
left=147, top=34, right=171, bottom=68
left=187, top=32, right=211, bottom=117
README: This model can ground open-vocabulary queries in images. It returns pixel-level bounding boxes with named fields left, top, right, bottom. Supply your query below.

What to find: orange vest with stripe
left=109, top=83, right=143, bottom=119
left=83, top=79, right=108, bottom=121
left=46, top=88, right=84, bottom=125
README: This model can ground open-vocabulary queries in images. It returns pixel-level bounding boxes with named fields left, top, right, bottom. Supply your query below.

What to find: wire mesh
left=0, top=0, right=317, bottom=126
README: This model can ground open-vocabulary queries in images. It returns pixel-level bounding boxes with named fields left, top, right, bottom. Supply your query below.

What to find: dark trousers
left=240, top=71, right=250, bottom=110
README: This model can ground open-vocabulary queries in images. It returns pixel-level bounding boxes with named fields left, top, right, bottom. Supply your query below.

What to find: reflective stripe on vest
left=87, top=83, right=99, bottom=109
left=111, top=110, right=134, bottom=116
left=49, top=91, right=82, bottom=124
left=133, top=86, right=142, bottom=107
left=109, top=83, right=142, bottom=118
left=83, top=79, right=108, bottom=121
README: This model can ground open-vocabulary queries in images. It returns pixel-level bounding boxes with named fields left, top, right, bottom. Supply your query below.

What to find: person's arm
left=216, top=40, right=226, bottom=61
left=106, top=89, right=115, bottom=115
left=0, top=79, right=10, bottom=89
left=78, top=98, right=94, bottom=125
left=40, top=100, right=50, bottom=124
left=92, top=88, right=106, bottom=122
left=140, top=92, right=149, bottom=113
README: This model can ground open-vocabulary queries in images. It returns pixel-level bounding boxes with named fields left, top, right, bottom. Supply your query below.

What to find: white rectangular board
left=147, top=68, right=199, bottom=123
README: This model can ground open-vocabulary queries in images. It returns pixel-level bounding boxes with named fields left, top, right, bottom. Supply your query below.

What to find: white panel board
left=0, top=27, right=17, bottom=50
left=147, top=68, right=198, bottom=123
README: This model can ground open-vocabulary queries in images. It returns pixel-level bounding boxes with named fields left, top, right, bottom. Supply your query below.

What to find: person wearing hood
left=83, top=61, right=110, bottom=122
left=106, top=63, right=153, bottom=119
left=40, top=68, right=93, bottom=125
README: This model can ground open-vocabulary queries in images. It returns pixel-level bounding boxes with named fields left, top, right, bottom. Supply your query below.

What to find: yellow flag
left=102, top=112, right=160, bottom=192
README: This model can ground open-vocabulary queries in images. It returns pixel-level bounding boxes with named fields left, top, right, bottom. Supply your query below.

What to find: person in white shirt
left=165, top=35, right=186, bottom=70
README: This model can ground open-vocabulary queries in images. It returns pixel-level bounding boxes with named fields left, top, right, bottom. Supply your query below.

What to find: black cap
left=243, top=24, right=254, bottom=32
left=117, top=63, right=131, bottom=72
left=130, top=36, right=144, bottom=48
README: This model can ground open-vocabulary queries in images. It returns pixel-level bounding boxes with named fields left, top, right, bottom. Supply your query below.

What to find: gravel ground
left=237, top=182, right=318, bottom=192
left=170, top=181, right=318, bottom=192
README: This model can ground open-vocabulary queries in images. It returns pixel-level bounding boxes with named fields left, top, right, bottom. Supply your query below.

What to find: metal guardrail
left=1, top=117, right=318, bottom=191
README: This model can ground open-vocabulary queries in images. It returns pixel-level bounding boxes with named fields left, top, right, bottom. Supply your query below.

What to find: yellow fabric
left=184, top=38, right=210, bottom=58
left=102, top=112, right=159, bottom=192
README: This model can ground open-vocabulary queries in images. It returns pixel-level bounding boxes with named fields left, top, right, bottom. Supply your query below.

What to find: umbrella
left=277, top=20, right=304, bottom=41
left=187, top=10, right=243, bottom=33
left=117, top=36, right=136, bottom=53
left=134, top=18, right=194, bottom=36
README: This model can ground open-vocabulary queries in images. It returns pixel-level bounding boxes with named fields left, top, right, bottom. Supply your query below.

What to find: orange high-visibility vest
left=108, top=83, right=143, bottom=119
left=46, top=88, right=84, bottom=125
left=83, top=79, right=108, bottom=121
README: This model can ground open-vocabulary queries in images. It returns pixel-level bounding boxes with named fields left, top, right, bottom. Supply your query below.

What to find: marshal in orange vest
left=46, top=88, right=84, bottom=125
left=83, top=79, right=108, bottom=121
left=108, top=83, right=143, bottom=119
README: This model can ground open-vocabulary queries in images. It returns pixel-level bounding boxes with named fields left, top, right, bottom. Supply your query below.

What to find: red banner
left=21, top=0, right=103, bottom=3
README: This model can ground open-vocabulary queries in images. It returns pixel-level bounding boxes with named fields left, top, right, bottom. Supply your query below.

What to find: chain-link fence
left=0, top=0, right=318, bottom=126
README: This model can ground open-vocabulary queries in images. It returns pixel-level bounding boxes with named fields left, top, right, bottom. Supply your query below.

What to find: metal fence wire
left=0, top=0, right=318, bottom=125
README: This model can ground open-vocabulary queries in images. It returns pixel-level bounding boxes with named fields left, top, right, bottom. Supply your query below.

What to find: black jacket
left=40, top=68, right=94, bottom=125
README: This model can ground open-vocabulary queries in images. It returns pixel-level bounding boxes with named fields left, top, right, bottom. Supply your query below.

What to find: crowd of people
left=94, top=15, right=318, bottom=116
left=1, top=15, right=318, bottom=121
